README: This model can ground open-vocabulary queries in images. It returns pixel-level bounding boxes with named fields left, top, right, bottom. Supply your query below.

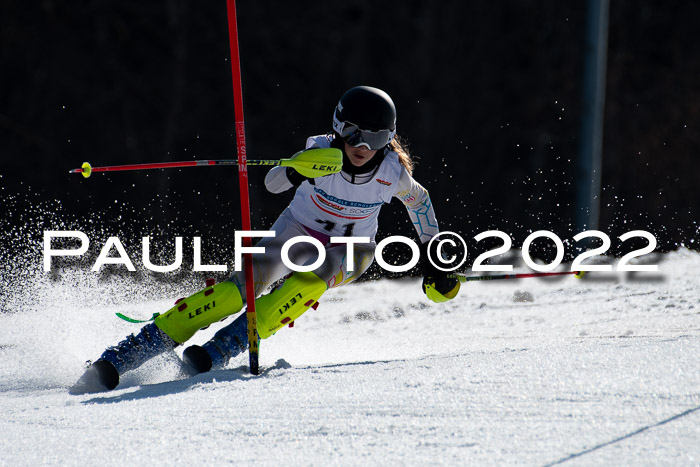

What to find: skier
left=71, top=85, right=460, bottom=393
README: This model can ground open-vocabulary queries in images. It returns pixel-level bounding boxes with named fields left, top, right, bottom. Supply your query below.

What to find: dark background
left=1, top=1, right=699, bottom=275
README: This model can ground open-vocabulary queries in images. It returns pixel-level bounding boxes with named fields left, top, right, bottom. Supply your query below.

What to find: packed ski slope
left=0, top=249, right=698, bottom=465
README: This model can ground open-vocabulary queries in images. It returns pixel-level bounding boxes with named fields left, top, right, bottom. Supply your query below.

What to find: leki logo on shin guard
left=188, top=300, right=216, bottom=319
left=278, top=293, right=302, bottom=315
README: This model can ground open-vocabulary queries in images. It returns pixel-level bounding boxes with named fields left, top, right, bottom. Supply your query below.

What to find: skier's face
left=344, top=142, right=378, bottom=167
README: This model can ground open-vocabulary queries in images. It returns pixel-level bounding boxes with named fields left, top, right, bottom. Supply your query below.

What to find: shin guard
left=256, top=272, right=327, bottom=339
left=155, top=281, right=243, bottom=344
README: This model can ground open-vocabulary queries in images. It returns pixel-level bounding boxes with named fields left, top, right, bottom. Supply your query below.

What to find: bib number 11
left=315, top=219, right=356, bottom=237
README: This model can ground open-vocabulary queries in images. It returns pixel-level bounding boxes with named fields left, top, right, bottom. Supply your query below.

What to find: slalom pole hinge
left=81, top=162, right=92, bottom=178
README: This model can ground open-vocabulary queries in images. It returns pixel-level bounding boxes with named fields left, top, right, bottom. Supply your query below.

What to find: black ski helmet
left=332, top=86, right=397, bottom=149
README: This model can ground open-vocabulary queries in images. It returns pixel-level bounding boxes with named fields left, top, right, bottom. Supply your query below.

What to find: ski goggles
left=333, top=119, right=396, bottom=150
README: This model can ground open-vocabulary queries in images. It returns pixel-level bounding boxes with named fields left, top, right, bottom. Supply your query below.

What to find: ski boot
left=70, top=322, right=177, bottom=394
left=182, top=311, right=249, bottom=374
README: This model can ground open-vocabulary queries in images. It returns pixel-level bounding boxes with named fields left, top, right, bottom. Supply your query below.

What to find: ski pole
left=69, top=147, right=342, bottom=180
left=449, top=270, right=586, bottom=282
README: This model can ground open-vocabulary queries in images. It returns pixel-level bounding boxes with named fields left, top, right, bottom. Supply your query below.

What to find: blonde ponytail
left=390, top=135, right=414, bottom=175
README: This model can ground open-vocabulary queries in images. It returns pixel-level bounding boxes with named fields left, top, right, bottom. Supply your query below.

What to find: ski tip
left=182, top=345, right=213, bottom=375
left=69, top=360, right=119, bottom=395
left=574, top=271, right=586, bottom=279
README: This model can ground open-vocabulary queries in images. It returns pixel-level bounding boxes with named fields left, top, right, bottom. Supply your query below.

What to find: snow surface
left=1, top=250, right=699, bottom=465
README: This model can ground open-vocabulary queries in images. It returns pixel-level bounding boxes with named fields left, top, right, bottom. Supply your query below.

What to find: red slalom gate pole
left=226, top=0, right=259, bottom=375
